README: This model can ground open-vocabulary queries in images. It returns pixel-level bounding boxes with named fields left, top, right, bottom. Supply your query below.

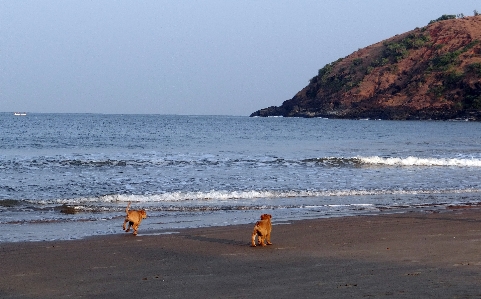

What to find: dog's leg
left=126, top=221, right=133, bottom=232
left=133, top=224, right=139, bottom=236
left=257, top=234, right=262, bottom=246
left=251, top=230, right=257, bottom=247
left=259, top=234, right=266, bottom=246
left=266, top=232, right=272, bottom=245
left=122, top=218, right=128, bottom=231
left=134, top=219, right=143, bottom=235
left=132, top=222, right=139, bottom=235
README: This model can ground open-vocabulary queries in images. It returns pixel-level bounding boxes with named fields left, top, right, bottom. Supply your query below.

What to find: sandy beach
left=2, top=209, right=481, bottom=298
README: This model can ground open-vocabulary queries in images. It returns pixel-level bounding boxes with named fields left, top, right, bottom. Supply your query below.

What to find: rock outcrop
left=251, top=15, right=481, bottom=120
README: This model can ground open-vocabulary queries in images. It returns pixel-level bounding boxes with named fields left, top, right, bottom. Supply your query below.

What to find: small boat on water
left=14, top=112, right=27, bottom=116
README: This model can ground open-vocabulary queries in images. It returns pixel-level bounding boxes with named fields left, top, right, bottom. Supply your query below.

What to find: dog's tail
left=126, top=202, right=131, bottom=214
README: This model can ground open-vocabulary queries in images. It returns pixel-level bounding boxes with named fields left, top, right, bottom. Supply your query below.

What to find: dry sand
left=2, top=209, right=481, bottom=298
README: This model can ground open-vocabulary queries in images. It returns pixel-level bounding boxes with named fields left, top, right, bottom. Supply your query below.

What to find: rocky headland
left=251, top=15, right=481, bottom=120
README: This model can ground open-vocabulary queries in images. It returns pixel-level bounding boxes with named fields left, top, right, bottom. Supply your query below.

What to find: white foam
left=41, top=188, right=481, bottom=205
left=358, top=156, right=481, bottom=167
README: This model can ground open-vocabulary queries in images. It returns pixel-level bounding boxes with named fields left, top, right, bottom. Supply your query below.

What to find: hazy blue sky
left=1, top=1, right=480, bottom=115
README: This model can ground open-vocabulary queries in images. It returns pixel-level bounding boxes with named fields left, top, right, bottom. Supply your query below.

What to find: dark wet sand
left=2, top=209, right=481, bottom=298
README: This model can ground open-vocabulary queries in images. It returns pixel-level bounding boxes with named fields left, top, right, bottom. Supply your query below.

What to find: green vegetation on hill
left=428, top=14, right=457, bottom=24
left=378, top=32, right=431, bottom=64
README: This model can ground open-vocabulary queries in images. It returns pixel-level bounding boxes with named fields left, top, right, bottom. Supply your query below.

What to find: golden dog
left=251, top=214, right=272, bottom=247
left=122, top=202, right=147, bottom=235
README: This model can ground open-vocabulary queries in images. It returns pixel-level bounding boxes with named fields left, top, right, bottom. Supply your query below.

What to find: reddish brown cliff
left=251, top=15, right=481, bottom=120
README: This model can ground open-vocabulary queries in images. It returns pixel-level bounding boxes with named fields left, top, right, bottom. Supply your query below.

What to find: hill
left=250, top=15, right=481, bottom=120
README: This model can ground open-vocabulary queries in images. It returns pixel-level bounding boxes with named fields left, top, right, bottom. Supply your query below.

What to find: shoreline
left=2, top=208, right=481, bottom=298
left=4, top=196, right=479, bottom=243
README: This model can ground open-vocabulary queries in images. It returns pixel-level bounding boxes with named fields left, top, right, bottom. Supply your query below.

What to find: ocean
left=1, top=113, right=481, bottom=242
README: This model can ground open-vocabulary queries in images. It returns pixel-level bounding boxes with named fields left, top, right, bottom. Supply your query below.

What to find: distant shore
left=2, top=209, right=481, bottom=298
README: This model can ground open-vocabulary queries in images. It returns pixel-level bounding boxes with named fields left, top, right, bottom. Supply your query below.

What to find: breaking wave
left=18, top=187, right=481, bottom=206
left=357, top=156, right=481, bottom=167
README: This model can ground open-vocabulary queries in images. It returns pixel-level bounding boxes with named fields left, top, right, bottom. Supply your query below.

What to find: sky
left=1, top=1, right=480, bottom=116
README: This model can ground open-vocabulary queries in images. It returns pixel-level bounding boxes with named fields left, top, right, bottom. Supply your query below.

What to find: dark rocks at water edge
left=251, top=15, right=481, bottom=120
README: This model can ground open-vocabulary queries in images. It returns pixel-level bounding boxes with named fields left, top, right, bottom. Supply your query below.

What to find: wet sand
left=2, top=209, right=481, bottom=298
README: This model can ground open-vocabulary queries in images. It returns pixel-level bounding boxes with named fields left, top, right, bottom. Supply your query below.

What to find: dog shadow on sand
left=179, top=214, right=273, bottom=248
left=180, top=234, right=249, bottom=247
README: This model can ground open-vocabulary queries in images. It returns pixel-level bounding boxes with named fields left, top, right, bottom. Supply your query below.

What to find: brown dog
left=251, top=214, right=272, bottom=247
left=122, top=202, right=147, bottom=235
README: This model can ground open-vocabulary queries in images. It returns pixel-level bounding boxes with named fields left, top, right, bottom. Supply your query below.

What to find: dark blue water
left=1, top=113, right=481, bottom=242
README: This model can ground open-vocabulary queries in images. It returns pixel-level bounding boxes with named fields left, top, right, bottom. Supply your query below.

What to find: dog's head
left=140, top=209, right=147, bottom=219
left=260, top=214, right=272, bottom=220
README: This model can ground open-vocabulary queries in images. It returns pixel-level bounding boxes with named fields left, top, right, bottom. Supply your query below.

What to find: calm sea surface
left=1, top=113, right=481, bottom=242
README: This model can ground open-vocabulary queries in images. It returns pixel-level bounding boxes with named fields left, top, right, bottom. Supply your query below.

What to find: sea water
left=1, top=113, right=481, bottom=242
